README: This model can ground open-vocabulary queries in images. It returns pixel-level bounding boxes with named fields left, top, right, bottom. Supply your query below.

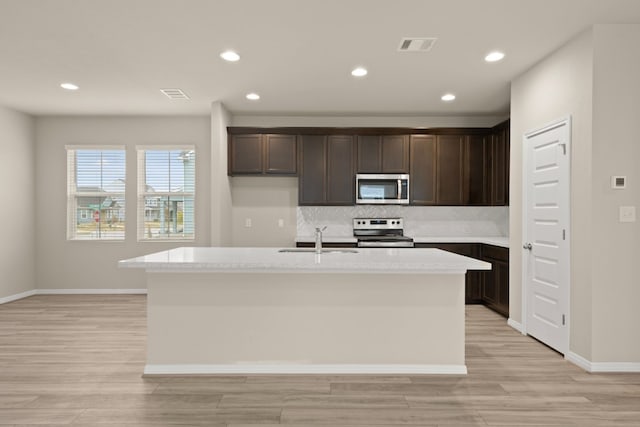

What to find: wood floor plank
left=72, top=408, right=281, bottom=425
left=0, top=295, right=639, bottom=426
left=280, top=407, right=485, bottom=425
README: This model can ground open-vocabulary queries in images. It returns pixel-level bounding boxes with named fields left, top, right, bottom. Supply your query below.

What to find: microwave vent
left=398, top=37, right=437, bottom=52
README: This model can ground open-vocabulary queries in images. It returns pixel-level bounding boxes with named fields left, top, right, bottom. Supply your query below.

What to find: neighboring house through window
left=137, top=147, right=195, bottom=241
left=66, top=147, right=126, bottom=240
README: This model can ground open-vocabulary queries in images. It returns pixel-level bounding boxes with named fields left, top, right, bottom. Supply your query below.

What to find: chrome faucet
left=315, top=226, right=327, bottom=254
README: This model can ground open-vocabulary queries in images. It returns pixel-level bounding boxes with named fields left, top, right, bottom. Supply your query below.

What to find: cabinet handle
left=523, top=243, right=532, bottom=250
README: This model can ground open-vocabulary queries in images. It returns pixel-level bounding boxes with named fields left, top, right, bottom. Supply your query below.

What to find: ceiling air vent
left=160, top=88, right=190, bottom=100
left=398, top=37, right=437, bottom=52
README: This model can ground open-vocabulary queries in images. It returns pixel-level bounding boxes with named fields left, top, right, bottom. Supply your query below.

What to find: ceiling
left=2, top=0, right=640, bottom=117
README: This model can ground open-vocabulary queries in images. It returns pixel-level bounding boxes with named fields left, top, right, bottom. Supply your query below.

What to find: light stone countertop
left=413, top=236, right=510, bottom=248
left=295, top=236, right=509, bottom=248
left=119, top=246, right=490, bottom=274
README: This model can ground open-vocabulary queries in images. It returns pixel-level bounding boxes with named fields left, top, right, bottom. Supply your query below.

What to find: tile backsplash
left=297, top=206, right=508, bottom=238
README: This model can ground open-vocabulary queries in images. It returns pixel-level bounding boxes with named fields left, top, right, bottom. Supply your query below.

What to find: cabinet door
left=409, top=135, right=437, bottom=205
left=326, top=135, right=355, bottom=205
left=381, top=135, right=409, bottom=173
left=495, top=260, right=509, bottom=316
left=467, top=134, right=488, bottom=205
left=489, top=121, right=510, bottom=206
left=298, top=135, right=326, bottom=205
left=481, top=245, right=509, bottom=317
left=357, top=135, right=409, bottom=174
left=356, top=135, right=382, bottom=173
left=436, top=135, right=466, bottom=205
left=228, top=134, right=263, bottom=175
left=482, top=261, right=498, bottom=306
left=265, top=134, right=297, bottom=175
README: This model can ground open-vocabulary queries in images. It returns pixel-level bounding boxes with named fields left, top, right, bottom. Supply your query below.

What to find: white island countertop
left=119, top=247, right=491, bottom=274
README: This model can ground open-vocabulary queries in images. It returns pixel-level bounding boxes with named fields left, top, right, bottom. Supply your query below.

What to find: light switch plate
left=619, top=206, right=636, bottom=223
left=244, top=218, right=252, bottom=228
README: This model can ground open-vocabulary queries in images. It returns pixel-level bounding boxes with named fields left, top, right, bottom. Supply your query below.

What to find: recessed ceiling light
left=60, top=82, right=79, bottom=91
left=246, top=93, right=260, bottom=100
left=220, top=50, right=240, bottom=62
left=441, top=93, right=456, bottom=102
left=485, top=51, right=505, bottom=62
left=351, top=67, right=368, bottom=77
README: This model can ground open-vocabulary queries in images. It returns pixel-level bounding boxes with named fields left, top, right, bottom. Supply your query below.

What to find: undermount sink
left=278, top=248, right=358, bottom=254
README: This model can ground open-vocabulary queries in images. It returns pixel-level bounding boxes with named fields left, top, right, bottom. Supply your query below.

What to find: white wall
left=511, top=29, right=594, bottom=359
left=512, top=24, right=640, bottom=365
left=35, top=116, right=211, bottom=290
left=231, top=177, right=298, bottom=247
left=211, top=102, right=233, bottom=246
left=591, top=24, right=640, bottom=363
left=0, top=106, right=36, bottom=300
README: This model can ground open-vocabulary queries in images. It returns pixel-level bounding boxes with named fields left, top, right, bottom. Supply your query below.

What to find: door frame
left=521, top=116, right=572, bottom=353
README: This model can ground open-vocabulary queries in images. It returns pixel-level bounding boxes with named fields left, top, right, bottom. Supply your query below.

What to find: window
left=137, top=147, right=195, bottom=241
left=66, top=147, right=126, bottom=240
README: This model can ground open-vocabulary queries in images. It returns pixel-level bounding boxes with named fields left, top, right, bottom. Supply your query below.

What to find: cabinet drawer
left=482, top=244, right=508, bottom=262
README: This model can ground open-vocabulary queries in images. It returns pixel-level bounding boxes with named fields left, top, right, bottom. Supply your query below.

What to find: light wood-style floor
left=1, top=295, right=639, bottom=426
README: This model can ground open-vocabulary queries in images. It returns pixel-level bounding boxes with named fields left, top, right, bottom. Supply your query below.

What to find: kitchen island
left=119, top=247, right=490, bottom=375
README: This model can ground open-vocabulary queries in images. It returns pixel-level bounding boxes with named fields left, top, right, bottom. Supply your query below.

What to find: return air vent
left=160, top=88, right=190, bottom=100
left=398, top=37, right=437, bottom=52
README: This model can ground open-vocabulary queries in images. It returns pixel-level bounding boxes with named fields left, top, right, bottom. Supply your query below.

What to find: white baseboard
left=507, top=318, right=524, bottom=334
left=0, top=289, right=37, bottom=305
left=566, top=351, right=640, bottom=373
left=35, top=289, right=147, bottom=295
left=144, top=364, right=468, bottom=375
left=0, top=288, right=147, bottom=304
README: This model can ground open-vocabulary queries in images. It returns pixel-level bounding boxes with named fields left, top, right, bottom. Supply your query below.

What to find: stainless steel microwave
left=355, top=174, right=410, bottom=205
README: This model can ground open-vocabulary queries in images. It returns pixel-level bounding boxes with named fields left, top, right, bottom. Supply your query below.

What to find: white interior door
left=523, top=118, right=571, bottom=354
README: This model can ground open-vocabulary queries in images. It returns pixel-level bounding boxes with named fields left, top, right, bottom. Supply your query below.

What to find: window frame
left=136, top=145, right=196, bottom=242
left=66, top=145, right=127, bottom=241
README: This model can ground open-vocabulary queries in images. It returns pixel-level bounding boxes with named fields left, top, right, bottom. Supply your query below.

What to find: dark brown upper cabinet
left=410, top=134, right=468, bottom=206
left=409, top=135, right=437, bottom=205
left=227, top=125, right=509, bottom=206
left=228, top=134, right=297, bottom=176
left=357, top=135, right=409, bottom=173
left=467, top=134, right=489, bottom=206
left=436, top=135, right=466, bottom=205
left=488, top=120, right=510, bottom=206
left=298, top=135, right=355, bottom=206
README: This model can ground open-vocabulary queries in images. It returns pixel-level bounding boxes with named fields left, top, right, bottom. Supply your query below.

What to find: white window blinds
left=66, top=147, right=126, bottom=240
left=137, top=147, right=195, bottom=241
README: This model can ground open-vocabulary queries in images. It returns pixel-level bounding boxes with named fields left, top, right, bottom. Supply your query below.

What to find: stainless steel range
left=353, top=218, right=414, bottom=248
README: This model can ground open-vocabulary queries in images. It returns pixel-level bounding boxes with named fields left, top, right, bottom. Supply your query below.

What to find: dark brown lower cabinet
left=296, top=241, right=509, bottom=316
left=415, top=243, right=508, bottom=316
left=480, top=245, right=509, bottom=317
left=414, top=243, right=483, bottom=304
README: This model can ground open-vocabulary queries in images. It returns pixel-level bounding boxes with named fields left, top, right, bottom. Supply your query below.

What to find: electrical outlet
left=244, top=218, right=252, bottom=228
left=278, top=219, right=284, bottom=228
left=619, top=206, right=636, bottom=223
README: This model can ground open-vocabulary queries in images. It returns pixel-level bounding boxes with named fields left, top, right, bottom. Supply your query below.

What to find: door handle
left=523, top=243, right=532, bottom=250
